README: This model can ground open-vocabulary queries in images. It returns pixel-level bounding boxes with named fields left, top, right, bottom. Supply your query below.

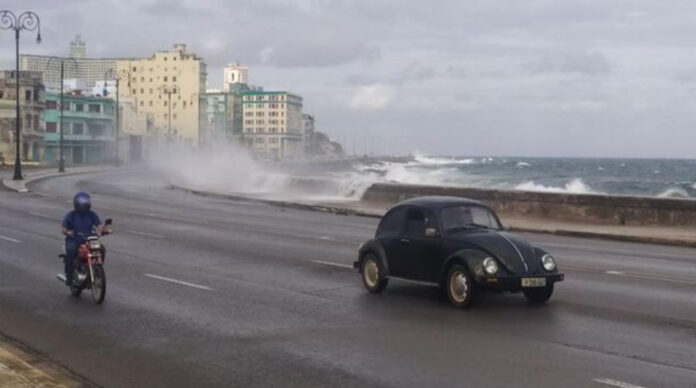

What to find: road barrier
left=361, top=183, right=696, bottom=227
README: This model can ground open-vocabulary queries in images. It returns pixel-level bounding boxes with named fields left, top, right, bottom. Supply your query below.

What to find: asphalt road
left=0, top=169, right=695, bottom=388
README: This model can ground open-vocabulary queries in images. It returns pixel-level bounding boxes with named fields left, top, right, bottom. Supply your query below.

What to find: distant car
left=354, top=196, right=564, bottom=308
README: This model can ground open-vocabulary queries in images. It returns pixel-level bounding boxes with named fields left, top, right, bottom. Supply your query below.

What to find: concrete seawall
left=362, top=183, right=696, bottom=227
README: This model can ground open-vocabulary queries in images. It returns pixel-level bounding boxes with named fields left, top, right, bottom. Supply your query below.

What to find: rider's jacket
left=62, top=210, right=101, bottom=240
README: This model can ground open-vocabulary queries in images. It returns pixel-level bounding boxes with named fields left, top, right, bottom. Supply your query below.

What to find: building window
left=73, top=123, right=84, bottom=135
left=75, top=103, right=84, bottom=112
left=46, top=121, right=57, bottom=132
left=141, top=77, right=145, bottom=82
left=132, top=89, right=137, bottom=94
left=173, top=76, right=177, bottom=82
left=149, top=88, right=153, bottom=94
left=88, top=104, right=101, bottom=113
left=46, top=100, right=57, bottom=109
left=140, top=100, right=144, bottom=106
left=183, top=101, right=187, bottom=108
left=140, top=88, right=144, bottom=94
left=164, top=76, right=168, bottom=82
left=63, top=101, right=70, bottom=110
left=149, top=101, right=153, bottom=106
left=164, top=101, right=167, bottom=106
left=132, top=66, right=137, bottom=72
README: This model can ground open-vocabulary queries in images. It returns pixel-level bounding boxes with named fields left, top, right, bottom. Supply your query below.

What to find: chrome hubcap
left=364, top=259, right=379, bottom=288
left=449, top=271, right=468, bottom=303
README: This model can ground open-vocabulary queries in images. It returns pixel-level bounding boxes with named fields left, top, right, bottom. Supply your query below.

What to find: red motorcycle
left=57, top=219, right=112, bottom=305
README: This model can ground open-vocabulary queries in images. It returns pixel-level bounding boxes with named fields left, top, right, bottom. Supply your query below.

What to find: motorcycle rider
left=61, top=192, right=107, bottom=285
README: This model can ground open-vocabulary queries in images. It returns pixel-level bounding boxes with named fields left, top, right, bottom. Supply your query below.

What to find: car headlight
left=483, top=257, right=498, bottom=275
left=541, top=254, right=556, bottom=271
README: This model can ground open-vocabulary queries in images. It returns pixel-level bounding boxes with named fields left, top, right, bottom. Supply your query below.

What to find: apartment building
left=242, top=91, right=304, bottom=159
left=116, top=44, right=207, bottom=147
left=0, top=71, right=45, bottom=165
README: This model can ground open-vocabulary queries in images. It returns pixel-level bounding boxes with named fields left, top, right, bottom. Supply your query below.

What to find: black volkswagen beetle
left=354, top=196, right=564, bottom=308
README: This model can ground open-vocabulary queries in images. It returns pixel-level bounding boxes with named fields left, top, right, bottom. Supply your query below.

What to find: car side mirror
left=105, top=218, right=113, bottom=226
left=425, top=227, right=439, bottom=237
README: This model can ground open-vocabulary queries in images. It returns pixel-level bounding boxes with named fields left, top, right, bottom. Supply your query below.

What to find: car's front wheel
left=361, top=253, right=388, bottom=293
left=523, top=283, right=554, bottom=304
left=445, top=264, right=475, bottom=308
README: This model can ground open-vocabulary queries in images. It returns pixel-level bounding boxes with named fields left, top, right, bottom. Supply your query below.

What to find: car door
left=399, top=207, right=441, bottom=281
left=376, top=207, right=407, bottom=276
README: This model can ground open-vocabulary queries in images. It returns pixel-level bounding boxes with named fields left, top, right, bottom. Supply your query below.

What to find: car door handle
left=400, top=238, right=410, bottom=243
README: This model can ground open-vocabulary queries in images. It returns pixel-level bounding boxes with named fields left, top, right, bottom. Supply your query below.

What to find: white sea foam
left=516, top=162, right=531, bottom=168
left=657, top=187, right=690, bottom=198
left=514, top=178, right=597, bottom=194
left=413, top=153, right=475, bottom=165
left=692, top=183, right=696, bottom=190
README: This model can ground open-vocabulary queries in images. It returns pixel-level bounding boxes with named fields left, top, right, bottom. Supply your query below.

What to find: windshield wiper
left=446, top=223, right=491, bottom=232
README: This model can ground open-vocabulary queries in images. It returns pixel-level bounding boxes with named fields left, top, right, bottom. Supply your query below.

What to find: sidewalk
left=0, top=338, right=84, bottom=387
left=2, top=166, right=115, bottom=193
left=173, top=184, right=696, bottom=248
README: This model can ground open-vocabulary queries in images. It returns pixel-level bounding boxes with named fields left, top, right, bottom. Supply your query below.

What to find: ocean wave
left=514, top=178, right=597, bottom=194
left=657, top=187, right=690, bottom=198
left=692, top=182, right=696, bottom=190
left=516, top=162, right=531, bottom=168
left=413, top=153, right=475, bottom=166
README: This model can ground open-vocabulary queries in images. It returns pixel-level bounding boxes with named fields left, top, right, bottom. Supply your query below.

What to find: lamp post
left=104, top=68, right=130, bottom=165
left=47, top=57, right=77, bottom=172
left=0, top=10, right=41, bottom=180
left=189, top=92, right=200, bottom=147
left=159, top=84, right=180, bottom=147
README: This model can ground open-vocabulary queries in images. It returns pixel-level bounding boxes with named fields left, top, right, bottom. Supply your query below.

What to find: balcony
left=44, top=132, right=116, bottom=143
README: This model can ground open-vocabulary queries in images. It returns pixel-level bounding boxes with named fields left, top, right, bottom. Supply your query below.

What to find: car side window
left=404, top=208, right=434, bottom=236
left=377, top=207, right=406, bottom=235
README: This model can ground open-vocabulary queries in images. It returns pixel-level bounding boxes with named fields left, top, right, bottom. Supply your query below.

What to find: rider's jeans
left=64, top=238, right=79, bottom=284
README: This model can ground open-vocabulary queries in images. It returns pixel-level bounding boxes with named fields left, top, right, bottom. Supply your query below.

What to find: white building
left=224, top=63, right=248, bottom=91
left=242, top=91, right=304, bottom=159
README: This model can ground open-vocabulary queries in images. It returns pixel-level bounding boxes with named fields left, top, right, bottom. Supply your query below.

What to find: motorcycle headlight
left=542, top=254, right=556, bottom=271
left=483, top=257, right=498, bottom=275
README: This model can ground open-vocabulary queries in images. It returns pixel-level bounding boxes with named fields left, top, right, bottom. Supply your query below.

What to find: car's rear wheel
left=446, top=264, right=474, bottom=308
left=361, top=253, right=388, bottom=293
left=523, top=283, right=554, bottom=304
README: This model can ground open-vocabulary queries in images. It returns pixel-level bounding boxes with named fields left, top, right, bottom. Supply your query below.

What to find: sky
left=2, top=0, right=696, bottom=158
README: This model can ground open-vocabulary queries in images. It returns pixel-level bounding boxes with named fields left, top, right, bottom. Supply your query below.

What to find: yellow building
left=116, top=44, right=206, bottom=147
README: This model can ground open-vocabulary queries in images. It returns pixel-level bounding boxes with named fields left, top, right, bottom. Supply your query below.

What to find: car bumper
left=475, top=272, right=564, bottom=292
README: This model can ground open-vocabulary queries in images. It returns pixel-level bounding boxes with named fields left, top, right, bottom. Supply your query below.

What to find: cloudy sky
left=3, top=0, right=696, bottom=157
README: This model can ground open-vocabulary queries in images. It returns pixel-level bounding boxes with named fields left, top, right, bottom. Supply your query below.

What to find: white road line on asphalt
left=0, top=235, right=21, bottom=244
left=317, top=236, right=334, bottom=241
left=28, top=211, right=53, bottom=219
left=593, top=377, right=647, bottom=388
left=144, top=274, right=213, bottom=291
left=311, top=260, right=353, bottom=269
left=605, top=270, right=625, bottom=275
left=127, top=230, right=165, bottom=239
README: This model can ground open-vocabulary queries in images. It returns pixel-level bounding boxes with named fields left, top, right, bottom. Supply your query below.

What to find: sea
left=336, top=154, right=696, bottom=199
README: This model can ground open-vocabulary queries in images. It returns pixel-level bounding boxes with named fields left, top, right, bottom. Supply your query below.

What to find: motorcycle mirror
left=105, top=219, right=113, bottom=226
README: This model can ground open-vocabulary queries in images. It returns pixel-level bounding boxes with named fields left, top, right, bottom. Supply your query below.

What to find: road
left=0, top=168, right=695, bottom=388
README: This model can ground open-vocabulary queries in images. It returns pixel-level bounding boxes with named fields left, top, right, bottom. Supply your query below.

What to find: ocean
left=337, top=155, right=696, bottom=198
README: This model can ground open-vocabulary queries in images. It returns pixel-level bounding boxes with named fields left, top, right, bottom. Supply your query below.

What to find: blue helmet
left=73, top=192, right=91, bottom=212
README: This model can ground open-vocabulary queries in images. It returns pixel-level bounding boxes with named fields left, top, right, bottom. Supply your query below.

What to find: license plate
left=521, top=278, right=546, bottom=288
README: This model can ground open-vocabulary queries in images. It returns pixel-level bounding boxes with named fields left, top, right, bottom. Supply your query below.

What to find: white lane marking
left=318, top=236, right=334, bottom=241
left=605, top=270, right=625, bottom=275
left=127, top=230, right=165, bottom=239
left=312, top=260, right=353, bottom=269
left=144, top=274, right=213, bottom=291
left=0, top=235, right=21, bottom=244
left=593, top=377, right=647, bottom=388
left=28, top=211, right=53, bottom=219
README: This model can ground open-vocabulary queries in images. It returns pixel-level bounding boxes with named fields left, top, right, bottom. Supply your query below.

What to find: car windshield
left=441, top=205, right=502, bottom=231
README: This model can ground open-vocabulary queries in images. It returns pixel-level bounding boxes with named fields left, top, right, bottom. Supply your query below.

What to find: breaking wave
left=413, top=153, right=475, bottom=165
left=514, top=178, right=597, bottom=194
left=516, top=162, right=531, bottom=168
left=657, top=187, right=690, bottom=198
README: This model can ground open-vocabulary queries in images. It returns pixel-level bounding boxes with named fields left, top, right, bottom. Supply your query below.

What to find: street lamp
left=189, top=92, right=200, bottom=146
left=0, top=10, right=41, bottom=180
left=47, top=57, right=77, bottom=173
left=104, top=68, right=130, bottom=165
left=159, top=84, right=180, bottom=146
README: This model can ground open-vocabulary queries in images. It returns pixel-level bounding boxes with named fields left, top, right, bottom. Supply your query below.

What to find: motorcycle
left=57, top=218, right=113, bottom=305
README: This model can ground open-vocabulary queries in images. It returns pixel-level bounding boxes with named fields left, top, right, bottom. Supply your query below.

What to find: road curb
left=2, top=167, right=116, bottom=193
left=171, top=183, right=696, bottom=249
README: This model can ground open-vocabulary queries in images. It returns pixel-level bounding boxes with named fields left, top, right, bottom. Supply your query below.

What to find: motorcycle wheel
left=70, top=270, right=82, bottom=297
left=91, top=264, right=106, bottom=305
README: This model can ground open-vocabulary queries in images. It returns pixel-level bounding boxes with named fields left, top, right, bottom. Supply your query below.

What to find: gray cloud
left=2, top=0, right=696, bottom=157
